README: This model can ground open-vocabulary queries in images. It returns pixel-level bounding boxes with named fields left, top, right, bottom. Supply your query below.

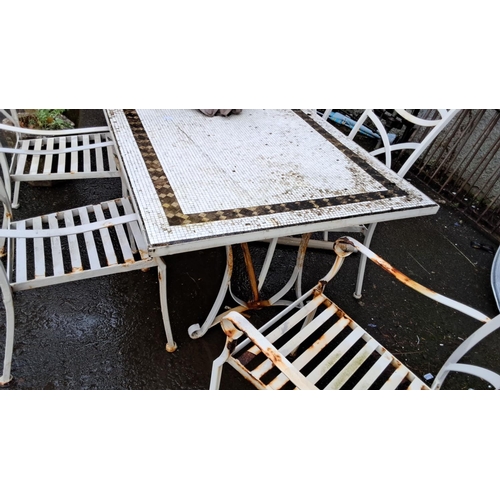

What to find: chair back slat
left=43, top=138, right=55, bottom=174
left=29, top=138, right=43, bottom=175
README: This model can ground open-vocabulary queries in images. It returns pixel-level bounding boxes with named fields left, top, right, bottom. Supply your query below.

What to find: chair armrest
left=222, top=311, right=318, bottom=390
left=0, top=122, right=110, bottom=136
left=0, top=213, right=138, bottom=239
left=338, top=237, right=490, bottom=323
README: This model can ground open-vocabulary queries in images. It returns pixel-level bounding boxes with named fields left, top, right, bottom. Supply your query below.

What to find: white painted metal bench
left=0, top=109, right=123, bottom=209
left=0, top=175, right=176, bottom=386
left=210, top=237, right=499, bottom=390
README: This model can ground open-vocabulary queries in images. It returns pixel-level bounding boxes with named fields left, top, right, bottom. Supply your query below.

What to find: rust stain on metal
left=370, top=253, right=438, bottom=297
left=264, top=347, right=284, bottom=367
left=71, top=267, right=84, bottom=273
left=241, top=242, right=260, bottom=304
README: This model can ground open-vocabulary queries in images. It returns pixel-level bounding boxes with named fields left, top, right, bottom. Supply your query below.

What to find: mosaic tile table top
left=105, top=109, right=438, bottom=255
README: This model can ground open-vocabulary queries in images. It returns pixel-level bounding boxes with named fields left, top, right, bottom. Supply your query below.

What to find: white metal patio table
left=105, top=109, right=439, bottom=344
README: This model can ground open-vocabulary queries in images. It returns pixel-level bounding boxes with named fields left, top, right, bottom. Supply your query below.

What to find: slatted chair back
left=319, top=109, right=459, bottom=177
left=210, top=237, right=498, bottom=390
left=0, top=112, right=122, bottom=209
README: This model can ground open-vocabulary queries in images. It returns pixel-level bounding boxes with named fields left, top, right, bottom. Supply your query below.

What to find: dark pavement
left=1, top=110, right=498, bottom=390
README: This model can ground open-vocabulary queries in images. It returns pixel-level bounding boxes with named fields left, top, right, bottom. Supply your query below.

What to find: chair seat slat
left=324, top=338, right=379, bottom=390
left=106, top=200, right=134, bottom=263
left=94, top=204, right=118, bottom=266
left=251, top=304, right=340, bottom=380
left=121, top=197, right=149, bottom=254
left=107, top=142, right=117, bottom=171
left=82, top=135, right=91, bottom=172
left=63, top=210, right=82, bottom=272
left=407, top=377, right=428, bottom=390
left=32, top=217, right=46, bottom=279
left=47, top=214, right=64, bottom=276
left=13, top=220, right=27, bottom=283
left=306, top=326, right=365, bottom=384
left=353, top=352, right=393, bottom=390
left=78, top=207, right=101, bottom=270
left=267, top=315, right=351, bottom=389
left=246, top=295, right=328, bottom=360
left=380, top=364, right=411, bottom=390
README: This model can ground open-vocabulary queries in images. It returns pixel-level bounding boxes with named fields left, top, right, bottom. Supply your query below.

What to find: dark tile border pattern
left=124, top=109, right=407, bottom=227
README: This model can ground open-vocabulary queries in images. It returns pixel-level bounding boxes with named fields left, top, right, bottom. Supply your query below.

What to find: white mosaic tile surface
left=106, top=109, right=438, bottom=253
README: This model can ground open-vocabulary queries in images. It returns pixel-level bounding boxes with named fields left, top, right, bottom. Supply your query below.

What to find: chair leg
left=0, top=274, right=15, bottom=385
left=209, top=348, right=230, bottom=390
left=353, top=222, right=378, bottom=299
left=155, top=258, right=177, bottom=353
left=188, top=246, right=234, bottom=339
left=12, top=181, right=21, bottom=209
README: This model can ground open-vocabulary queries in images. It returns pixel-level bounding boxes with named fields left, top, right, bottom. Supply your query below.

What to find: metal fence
left=409, top=109, right=500, bottom=242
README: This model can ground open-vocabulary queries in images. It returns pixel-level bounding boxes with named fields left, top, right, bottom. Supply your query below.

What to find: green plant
left=24, top=109, right=74, bottom=130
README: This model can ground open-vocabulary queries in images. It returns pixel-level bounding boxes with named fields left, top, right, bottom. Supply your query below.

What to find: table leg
left=228, top=233, right=312, bottom=308
left=187, top=246, right=234, bottom=339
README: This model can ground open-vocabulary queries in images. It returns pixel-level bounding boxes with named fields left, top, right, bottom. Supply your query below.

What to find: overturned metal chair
left=0, top=175, right=176, bottom=386
left=0, top=109, right=123, bottom=209
left=265, top=109, right=460, bottom=300
left=210, top=237, right=499, bottom=390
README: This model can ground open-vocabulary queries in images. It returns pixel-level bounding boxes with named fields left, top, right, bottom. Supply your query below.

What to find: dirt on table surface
left=0, top=110, right=498, bottom=390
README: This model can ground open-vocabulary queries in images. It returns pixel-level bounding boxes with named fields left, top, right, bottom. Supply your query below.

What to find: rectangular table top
left=105, top=109, right=439, bottom=256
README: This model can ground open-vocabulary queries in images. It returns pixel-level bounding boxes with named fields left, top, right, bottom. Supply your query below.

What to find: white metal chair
left=0, top=109, right=123, bottom=209
left=210, top=237, right=499, bottom=390
left=0, top=175, right=177, bottom=386
left=266, top=109, right=460, bottom=300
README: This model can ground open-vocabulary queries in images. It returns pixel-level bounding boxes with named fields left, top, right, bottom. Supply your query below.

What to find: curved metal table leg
left=227, top=234, right=311, bottom=309
left=188, top=246, right=234, bottom=339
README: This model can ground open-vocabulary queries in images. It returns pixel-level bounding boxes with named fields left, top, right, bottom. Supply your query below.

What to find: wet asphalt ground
left=1, top=110, right=499, bottom=390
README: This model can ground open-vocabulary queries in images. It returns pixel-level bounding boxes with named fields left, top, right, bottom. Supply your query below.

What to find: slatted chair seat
left=7, top=198, right=149, bottom=289
left=0, top=178, right=177, bottom=386
left=210, top=237, right=499, bottom=390
left=0, top=109, right=123, bottom=209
